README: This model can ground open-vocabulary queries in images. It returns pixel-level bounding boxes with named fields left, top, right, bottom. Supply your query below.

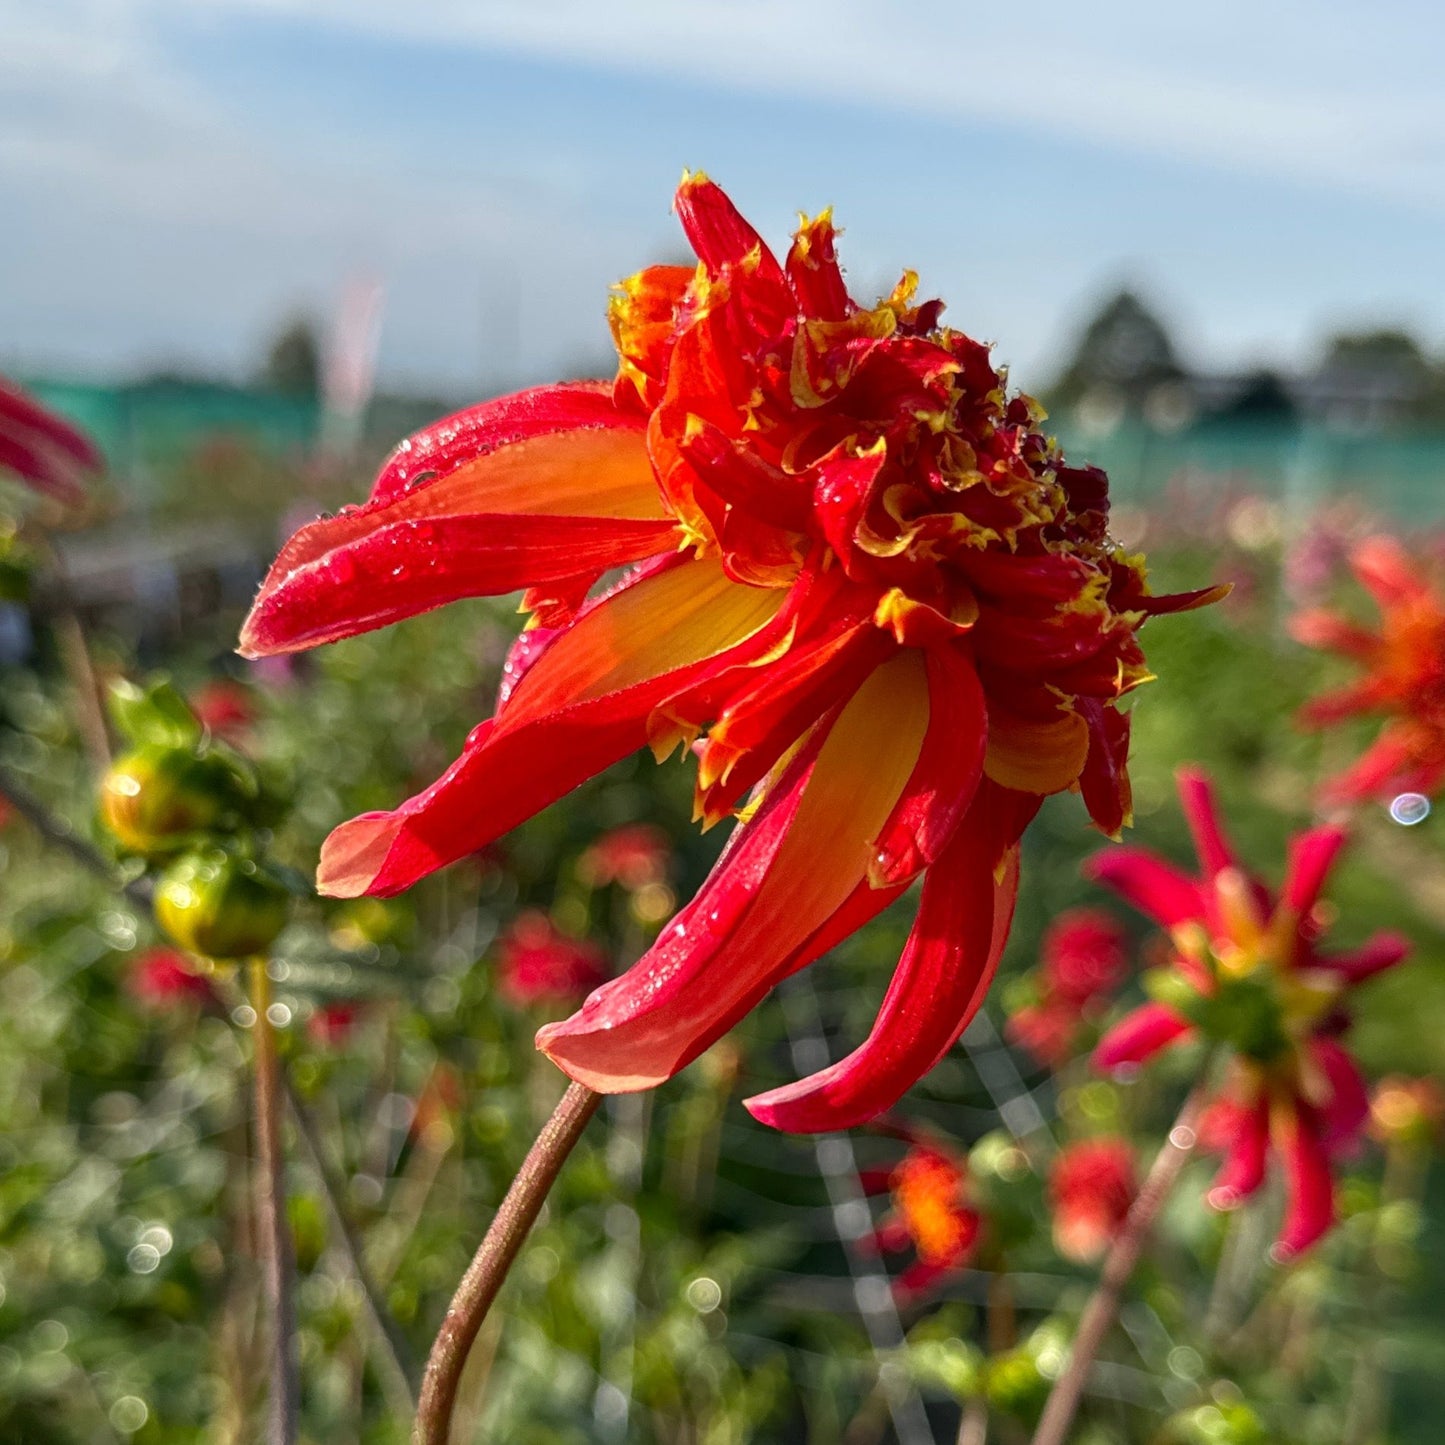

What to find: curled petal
left=537, top=653, right=932, bottom=1093
left=317, top=558, right=784, bottom=896
left=983, top=706, right=1090, bottom=796
left=744, top=826, right=1018, bottom=1132
left=1274, top=1103, right=1336, bottom=1259
left=1084, top=846, right=1203, bottom=929
left=785, top=210, right=852, bottom=321
left=1093, top=1002, right=1193, bottom=1072
left=1078, top=699, right=1132, bottom=838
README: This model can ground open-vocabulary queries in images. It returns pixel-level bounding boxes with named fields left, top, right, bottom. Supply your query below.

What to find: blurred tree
left=1048, top=289, right=1187, bottom=411
left=1313, top=327, right=1445, bottom=425
left=1214, top=367, right=1299, bottom=422
left=258, top=316, right=322, bottom=399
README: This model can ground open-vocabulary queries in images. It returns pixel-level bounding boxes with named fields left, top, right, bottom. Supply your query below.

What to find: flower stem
left=1029, top=1074, right=1214, bottom=1445
left=283, top=1073, right=418, bottom=1413
left=413, top=1081, right=601, bottom=1445
left=249, top=959, right=299, bottom=1444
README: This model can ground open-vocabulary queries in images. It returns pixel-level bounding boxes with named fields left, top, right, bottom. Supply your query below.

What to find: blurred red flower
left=308, top=1000, right=363, bottom=1048
left=577, top=822, right=672, bottom=891
left=1090, top=766, right=1408, bottom=1257
left=863, top=1143, right=982, bottom=1299
left=1008, top=908, right=1128, bottom=1069
left=1292, top=535, right=1445, bottom=804
left=497, top=912, right=609, bottom=1008
left=240, top=174, right=1220, bottom=1128
left=0, top=378, right=102, bottom=505
left=1049, top=1137, right=1136, bottom=1263
left=190, top=678, right=256, bottom=744
left=128, top=946, right=217, bottom=1010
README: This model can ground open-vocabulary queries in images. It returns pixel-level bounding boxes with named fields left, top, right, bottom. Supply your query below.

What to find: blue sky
left=2, top=0, right=1443, bottom=395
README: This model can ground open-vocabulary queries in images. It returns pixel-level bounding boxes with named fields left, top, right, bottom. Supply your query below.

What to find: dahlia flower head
left=0, top=377, right=102, bottom=506
left=1090, top=766, right=1408, bottom=1257
left=1048, top=1137, right=1136, bottom=1263
left=239, top=174, right=1219, bottom=1131
left=1292, top=535, right=1445, bottom=805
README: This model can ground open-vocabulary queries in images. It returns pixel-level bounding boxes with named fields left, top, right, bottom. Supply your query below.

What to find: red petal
left=1078, top=700, right=1132, bottom=839
left=743, top=825, right=1016, bottom=1132
left=678, top=416, right=811, bottom=533
left=867, top=645, right=987, bottom=887
left=1314, top=930, right=1409, bottom=984
left=1093, top=1003, right=1192, bottom=1072
left=536, top=652, right=933, bottom=1092
left=785, top=211, right=853, bottom=321
left=1351, top=535, right=1431, bottom=611
left=240, top=512, right=675, bottom=656
left=1289, top=608, right=1380, bottom=660
left=1175, top=766, right=1238, bottom=878
left=1310, top=1037, right=1370, bottom=1147
left=1280, top=825, right=1347, bottom=919
left=1206, top=1090, right=1271, bottom=1209
left=368, top=381, right=624, bottom=502
left=674, top=173, right=785, bottom=285
left=316, top=558, right=784, bottom=897
left=1274, top=1103, right=1336, bottom=1259
left=1084, top=846, right=1204, bottom=928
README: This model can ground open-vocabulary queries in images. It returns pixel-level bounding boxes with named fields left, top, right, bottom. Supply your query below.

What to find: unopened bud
left=154, top=848, right=290, bottom=959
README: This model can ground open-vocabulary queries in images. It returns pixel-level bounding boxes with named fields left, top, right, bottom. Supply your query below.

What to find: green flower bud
left=154, top=848, right=290, bottom=959
left=99, top=745, right=247, bottom=856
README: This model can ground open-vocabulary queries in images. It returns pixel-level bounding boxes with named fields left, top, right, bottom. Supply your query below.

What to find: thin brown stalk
left=249, top=960, right=300, bottom=1443
left=412, top=1081, right=601, bottom=1445
left=283, top=1074, right=419, bottom=1414
left=1029, top=1073, right=1214, bottom=1445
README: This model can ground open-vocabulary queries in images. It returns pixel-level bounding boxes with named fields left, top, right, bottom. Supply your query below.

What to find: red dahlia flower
left=0, top=377, right=102, bottom=505
left=1008, top=907, right=1128, bottom=1068
left=1089, top=766, right=1408, bottom=1256
left=497, top=911, right=609, bottom=1008
left=1048, top=1137, right=1136, bottom=1263
left=239, top=174, right=1220, bottom=1128
left=128, top=946, right=218, bottom=1010
left=1292, top=535, right=1445, bottom=804
left=864, top=1143, right=982, bottom=1298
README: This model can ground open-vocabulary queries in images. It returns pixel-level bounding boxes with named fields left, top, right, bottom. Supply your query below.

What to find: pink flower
left=1049, top=1138, right=1136, bottom=1262
left=497, top=912, right=609, bottom=1007
left=1089, top=766, right=1408, bottom=1258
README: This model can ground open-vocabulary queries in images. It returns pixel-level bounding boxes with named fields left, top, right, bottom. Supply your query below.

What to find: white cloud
left=151, top=0, right=1445, bottom=213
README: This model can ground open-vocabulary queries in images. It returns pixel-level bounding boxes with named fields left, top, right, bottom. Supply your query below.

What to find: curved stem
left=1030, top=1073, right=1214, bottom=1445
left=249, top=960, right=300, bottom=1443
left=413, top=1081, right=601, bottom=1445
